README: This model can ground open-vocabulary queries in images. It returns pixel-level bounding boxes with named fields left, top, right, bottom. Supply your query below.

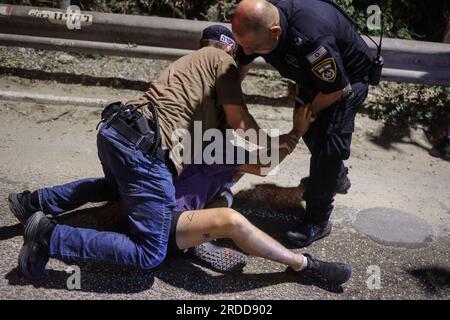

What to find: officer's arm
left=238, top=147, right=291, bottom=177
left=238, top=106, right=312, bottom=176
left=235, top=46, right=258, bottom=81
left=310, top=86, right=347, bottom=114
left=302, top=38, right=350, bottom=113
left=238, top=64, right=252, bottom=81
left=223, top=103, right=297, bottom=152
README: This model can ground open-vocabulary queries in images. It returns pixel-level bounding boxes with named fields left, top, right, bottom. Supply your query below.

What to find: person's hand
left=278, top=133, right=299, bottom=154
left=292, top=105, right=313, bottom=137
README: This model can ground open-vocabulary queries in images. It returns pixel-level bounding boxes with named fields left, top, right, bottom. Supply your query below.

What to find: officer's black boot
left=290, top=254, right=352, bottom=293
left=8, top=190, right=41, bottom=225
left=18, top=211, right=55, bottom=280
left=300, top=167, right=351, bottom=195
left=429, top=136, right=450, bottom=161
left=336, top=167, right=351, bottom=194
left=286, top=221, right=332, bottom=248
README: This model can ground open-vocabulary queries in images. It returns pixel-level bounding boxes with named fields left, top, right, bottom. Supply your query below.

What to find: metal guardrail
left=1, top=4, right=450, bottom=86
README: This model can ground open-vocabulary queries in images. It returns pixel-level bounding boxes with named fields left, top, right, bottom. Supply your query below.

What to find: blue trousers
left=41, top=124, right=176, bottom=270
left=302, top=82, right=368, bottom=224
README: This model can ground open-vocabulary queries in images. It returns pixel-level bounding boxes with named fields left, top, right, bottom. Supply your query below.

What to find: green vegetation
left=366, top=84, right=450, bottom=128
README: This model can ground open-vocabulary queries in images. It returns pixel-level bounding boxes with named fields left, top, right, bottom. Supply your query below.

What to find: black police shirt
left=236, top=0, right=374, bottom=98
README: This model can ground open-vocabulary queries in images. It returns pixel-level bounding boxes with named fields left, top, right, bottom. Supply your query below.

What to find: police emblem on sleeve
left=312, top=58, right=337, bottom=82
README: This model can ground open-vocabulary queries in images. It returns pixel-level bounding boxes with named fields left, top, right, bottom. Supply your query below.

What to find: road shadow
left=0, top=202, right=127, bottom=243
left=234, top=183, right=305, bottom=214
left=243, top=94, right=291, bottom=107
left=0, top=223, right=23, bottom=241
left=367, top=122, right=429, bottom=152
left=158, top=259, right=344, bottom=294
left=0, top=66, right=149, bottom=92
left=5, top=265, right=155, bottom=294
left=408, top=266, right=450, bottom=296
left=4, top=255, right=344, bottom=295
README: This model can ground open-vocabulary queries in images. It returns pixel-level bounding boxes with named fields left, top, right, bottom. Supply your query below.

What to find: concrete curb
left=0, top=90, right=107, bottom=108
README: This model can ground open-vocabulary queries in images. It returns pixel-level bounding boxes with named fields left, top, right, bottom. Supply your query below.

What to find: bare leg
left=175, top=208, right=305, bottom=271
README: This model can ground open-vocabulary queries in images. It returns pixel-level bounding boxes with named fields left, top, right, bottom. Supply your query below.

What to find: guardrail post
left=59, top=1, right=71, bottom=10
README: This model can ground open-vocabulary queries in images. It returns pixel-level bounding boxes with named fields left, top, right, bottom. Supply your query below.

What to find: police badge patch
left=312, top=58, right=337, bottom=82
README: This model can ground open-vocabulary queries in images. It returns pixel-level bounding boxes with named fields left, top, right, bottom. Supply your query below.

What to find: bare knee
left=219, top=208, right=249, bottom=237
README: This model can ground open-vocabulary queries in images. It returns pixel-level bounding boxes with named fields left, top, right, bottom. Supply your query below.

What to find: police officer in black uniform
left=232, top=0, right=374, bottom=247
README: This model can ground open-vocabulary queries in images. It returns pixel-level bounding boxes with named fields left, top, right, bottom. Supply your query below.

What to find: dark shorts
left=166, top=163, right=239, bottom=256
left=167, top=210, right=184, bottom=257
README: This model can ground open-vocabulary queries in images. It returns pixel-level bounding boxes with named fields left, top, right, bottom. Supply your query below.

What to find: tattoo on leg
left=187, top=212, right=195, bottom=222
left=202, top=233, right=210, bottom=239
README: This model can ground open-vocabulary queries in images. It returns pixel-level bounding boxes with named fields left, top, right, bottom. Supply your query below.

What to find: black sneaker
left=286, top=221, right=332, bottom=248
left=8, top=191, right=39, bottom=225
left=190, top=241, right=247, bottom=273
left=300, top=167, right=351, bottom=195
left=292, top=254, right=352, bottom=293
left=429, top=136, right=450, bottom=161
left=18, top=211, right=55, bottom=280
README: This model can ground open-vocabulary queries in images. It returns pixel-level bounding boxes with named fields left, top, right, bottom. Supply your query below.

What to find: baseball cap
left=200, top=25, right=236, bottom=48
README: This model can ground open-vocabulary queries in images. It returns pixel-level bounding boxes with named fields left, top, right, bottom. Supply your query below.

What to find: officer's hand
left=292, top=105, right=313, bottom=137
left=278, top=134, right=298, bottom=154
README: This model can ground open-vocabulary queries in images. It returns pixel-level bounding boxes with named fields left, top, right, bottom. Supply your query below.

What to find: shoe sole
left=8, top=193, right=28, bottom=225
left=287, top=223, right=332, bottom=248
left=192, top=244, right=247, bottom=273
left=212, top=248, right=246, bottom=273
left=18, top=211, right=46, bottom=280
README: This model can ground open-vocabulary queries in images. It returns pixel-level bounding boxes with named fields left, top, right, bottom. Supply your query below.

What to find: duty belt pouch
left=133, top=113, right=156, bottom=141
left=368, top=56, right=383, bottom=86
left=101, top=101, right=123, bottom=121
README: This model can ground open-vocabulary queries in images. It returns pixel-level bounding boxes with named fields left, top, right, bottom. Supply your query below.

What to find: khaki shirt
left=125, top=46, right=245, bottom=174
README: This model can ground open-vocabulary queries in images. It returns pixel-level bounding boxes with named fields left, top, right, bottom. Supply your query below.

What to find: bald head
left=231, top=0, right=281, bottom=55
left=232, top=0, right=278, bottom=37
